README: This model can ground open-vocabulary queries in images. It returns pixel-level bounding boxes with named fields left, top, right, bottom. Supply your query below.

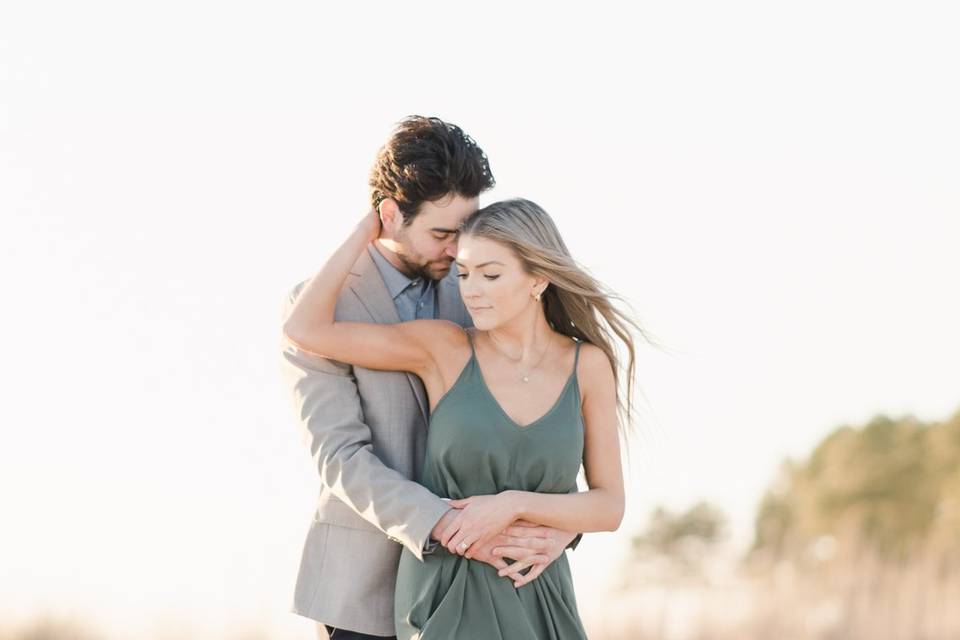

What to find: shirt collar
left=368, top=243, right=426, bottom=300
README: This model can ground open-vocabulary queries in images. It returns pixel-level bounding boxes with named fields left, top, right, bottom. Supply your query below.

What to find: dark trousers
left=325, top=624, right=396, bottom=640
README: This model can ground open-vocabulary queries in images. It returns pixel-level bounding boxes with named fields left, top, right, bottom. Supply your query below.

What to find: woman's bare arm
left=440, top=343, right=625, bottom=550
left=282, top=209, right=465, bottom=380
left=505, top=343, right=624, bottom=531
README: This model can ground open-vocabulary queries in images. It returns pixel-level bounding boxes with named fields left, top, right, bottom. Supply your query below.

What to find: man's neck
left=373, top=238, right=416, bottom=279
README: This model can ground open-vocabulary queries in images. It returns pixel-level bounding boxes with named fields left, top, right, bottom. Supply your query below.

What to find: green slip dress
left=394, top=332, right=589, bottom=640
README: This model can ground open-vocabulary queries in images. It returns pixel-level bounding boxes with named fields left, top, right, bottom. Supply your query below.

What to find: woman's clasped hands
left=440, top=491, right=521, bottom=557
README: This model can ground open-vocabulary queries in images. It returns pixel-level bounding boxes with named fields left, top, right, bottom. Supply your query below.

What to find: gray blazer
left=281, top=246, right=472, bottom=636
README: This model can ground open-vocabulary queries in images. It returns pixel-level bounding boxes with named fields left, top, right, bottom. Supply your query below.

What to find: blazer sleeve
left=280, top=286, right=450, bottom=561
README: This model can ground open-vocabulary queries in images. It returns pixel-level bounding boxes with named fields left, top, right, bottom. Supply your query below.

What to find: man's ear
left=378, top=198, right=405, bottom=238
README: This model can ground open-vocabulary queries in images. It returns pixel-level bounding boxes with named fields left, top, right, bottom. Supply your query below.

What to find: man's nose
left=442, top=242, right=458, bottom=259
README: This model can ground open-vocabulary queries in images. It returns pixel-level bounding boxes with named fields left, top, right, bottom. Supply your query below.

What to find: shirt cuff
left=423, top=498, right=453, bottom=554
left=407, top=499, right=453, bottom=561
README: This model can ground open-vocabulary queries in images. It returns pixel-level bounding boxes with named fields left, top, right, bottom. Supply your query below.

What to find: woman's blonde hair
left=460, top=198, right=653, bottom=435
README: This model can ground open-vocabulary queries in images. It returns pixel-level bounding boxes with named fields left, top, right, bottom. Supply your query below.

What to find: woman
left=284, top=198, right=641, bottom=639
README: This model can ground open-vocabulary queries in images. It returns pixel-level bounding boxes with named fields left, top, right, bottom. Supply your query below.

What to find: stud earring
left=533, top=291, right=542, bottom=302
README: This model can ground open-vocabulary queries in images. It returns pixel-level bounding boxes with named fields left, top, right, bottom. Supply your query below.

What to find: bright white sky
left=2, top=2, right=958, bottom=638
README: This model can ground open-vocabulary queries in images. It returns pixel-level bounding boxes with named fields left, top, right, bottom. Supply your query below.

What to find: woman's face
left=455, top=235, right=544, bottom=331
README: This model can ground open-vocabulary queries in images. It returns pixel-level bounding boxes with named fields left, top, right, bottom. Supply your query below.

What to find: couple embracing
left=281, top=116, right=642, bottom=639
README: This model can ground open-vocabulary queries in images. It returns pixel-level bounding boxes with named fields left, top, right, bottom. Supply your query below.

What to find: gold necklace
left=488, top=331, right=553, bottom=383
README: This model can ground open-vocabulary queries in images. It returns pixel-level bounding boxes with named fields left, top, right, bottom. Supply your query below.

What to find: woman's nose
left=459, top=276, right=479, bottom=298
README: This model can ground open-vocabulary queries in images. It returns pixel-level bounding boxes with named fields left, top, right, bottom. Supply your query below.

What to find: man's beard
left=397, top=252, right=452, bottom=282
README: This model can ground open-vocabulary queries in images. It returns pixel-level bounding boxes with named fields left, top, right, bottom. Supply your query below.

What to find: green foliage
left=752, top=408, right=960, bottom=560
left=632, top=500, right=726, bottom=565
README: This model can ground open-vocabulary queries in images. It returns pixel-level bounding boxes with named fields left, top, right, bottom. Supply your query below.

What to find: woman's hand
left=439, top=491, right=522, bottom=557
left=356, top=207, right=381, bottom=243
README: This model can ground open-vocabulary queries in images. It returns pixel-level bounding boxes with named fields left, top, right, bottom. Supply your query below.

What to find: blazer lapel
left=347, top=248, right=401, bottom=323
left=348, top=247, right=430, bottom=422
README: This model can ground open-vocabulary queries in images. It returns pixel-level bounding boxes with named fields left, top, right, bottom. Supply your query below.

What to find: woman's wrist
left=503, top=490, right=527, bottom=521
left=354, top=208, right=381, bottom=243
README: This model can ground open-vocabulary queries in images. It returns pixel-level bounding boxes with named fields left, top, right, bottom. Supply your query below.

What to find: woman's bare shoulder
left=575, top=341, right=616, bottom=395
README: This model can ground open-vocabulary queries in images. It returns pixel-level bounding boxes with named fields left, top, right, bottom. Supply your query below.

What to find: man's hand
left=464, top=536, right=512, bottom=572
left=431, top=510, right=578, bottom=588
left=492, top=520, right=578, bottom=588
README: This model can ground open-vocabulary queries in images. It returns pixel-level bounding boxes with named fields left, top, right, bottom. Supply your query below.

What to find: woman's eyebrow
left=455, top=260, right=505, bottom=268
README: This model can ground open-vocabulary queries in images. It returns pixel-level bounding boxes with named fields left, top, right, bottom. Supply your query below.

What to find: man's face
left=394, top=194, right=479, bottom=281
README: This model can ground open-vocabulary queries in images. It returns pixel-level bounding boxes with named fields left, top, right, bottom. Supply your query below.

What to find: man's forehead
left=415, top=195, right=479, bottom=224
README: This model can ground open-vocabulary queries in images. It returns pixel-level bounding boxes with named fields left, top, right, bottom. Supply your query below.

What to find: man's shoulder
left=281, top=273, right=365, bottom=323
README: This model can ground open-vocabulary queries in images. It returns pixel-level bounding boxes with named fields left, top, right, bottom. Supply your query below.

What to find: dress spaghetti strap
left=572, top=338, right=583, bottom=375
left=396, top=330, right=590, bottom=639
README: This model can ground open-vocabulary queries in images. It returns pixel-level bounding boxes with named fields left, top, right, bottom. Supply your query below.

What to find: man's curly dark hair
left=369, top=116, right=495, bottom=224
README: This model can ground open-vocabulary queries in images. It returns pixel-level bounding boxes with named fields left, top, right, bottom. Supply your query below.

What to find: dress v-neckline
left=471, top=353, right=577, bottom=429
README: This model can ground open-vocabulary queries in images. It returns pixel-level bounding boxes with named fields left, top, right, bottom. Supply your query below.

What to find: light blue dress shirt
left=368, top=244, right=439, bottom=321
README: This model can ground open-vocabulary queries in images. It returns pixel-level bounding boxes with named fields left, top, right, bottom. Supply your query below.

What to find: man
left=282, top=116, right=578, bottom=640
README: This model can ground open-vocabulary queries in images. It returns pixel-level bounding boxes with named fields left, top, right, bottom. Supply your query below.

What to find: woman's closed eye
left=457, top=272, right=500, bottom=281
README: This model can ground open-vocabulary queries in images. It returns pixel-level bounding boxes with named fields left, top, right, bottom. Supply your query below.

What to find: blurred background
left=2, top=1, right=958, bottom=639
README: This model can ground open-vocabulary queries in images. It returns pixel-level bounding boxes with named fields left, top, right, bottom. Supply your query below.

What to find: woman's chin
left=468, top=314, right=497, bottom=331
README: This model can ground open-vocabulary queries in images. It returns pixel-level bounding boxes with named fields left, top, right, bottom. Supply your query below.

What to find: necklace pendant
left=522, top=375, right=530, bottom=383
